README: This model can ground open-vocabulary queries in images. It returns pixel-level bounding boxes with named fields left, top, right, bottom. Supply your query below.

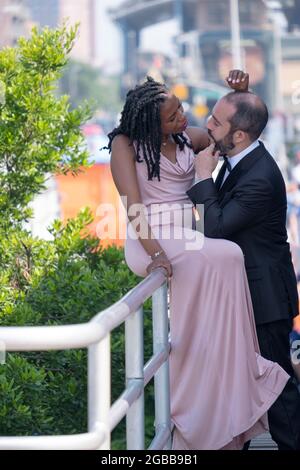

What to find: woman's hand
left=146, top=252, right=173, bottom=278
left=194, top=143, right=220, bottom=180
left=226, top=70, right=249, bottom=92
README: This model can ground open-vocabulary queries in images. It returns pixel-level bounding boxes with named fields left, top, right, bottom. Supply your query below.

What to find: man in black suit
left=187, top=91, right=300, bottom=450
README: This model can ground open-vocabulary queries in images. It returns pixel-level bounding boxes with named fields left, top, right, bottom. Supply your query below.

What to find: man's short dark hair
left=224, top=92, right=269, bottom=141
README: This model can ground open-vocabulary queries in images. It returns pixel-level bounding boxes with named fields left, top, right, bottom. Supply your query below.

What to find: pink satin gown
left=124, top=136, right=289, bottom=450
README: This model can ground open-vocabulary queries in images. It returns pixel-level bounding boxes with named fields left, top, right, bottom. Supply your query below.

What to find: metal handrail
left=0, top=268, right=171, bottom=450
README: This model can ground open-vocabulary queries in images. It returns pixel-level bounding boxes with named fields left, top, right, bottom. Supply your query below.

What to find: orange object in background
left=56, top=164, right=126, bottom=247
left=294, top=314, right=300, bottom=334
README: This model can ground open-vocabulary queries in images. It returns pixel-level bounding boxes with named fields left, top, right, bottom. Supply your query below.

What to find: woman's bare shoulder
left=185, top=127, right=210, bottom=152
left=111, top=134, right=131, bottom=148
left=111, top=134, right=135, bottom=159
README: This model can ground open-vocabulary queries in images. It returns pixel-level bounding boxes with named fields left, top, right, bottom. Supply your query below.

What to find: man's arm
left=187, top=177, right=273, bottom=238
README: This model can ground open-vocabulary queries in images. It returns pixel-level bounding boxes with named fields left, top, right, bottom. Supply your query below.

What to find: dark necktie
left=223, top=156, right=232, bottom=173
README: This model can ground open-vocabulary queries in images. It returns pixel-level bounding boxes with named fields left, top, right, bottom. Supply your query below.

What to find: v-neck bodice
left=134, top=134, right=195, bottom=209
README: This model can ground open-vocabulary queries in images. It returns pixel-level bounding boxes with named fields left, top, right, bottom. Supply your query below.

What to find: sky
left=99, top=0, right=179, bottom=74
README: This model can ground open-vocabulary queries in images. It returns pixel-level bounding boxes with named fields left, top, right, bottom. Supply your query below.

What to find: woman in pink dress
left=108, top=73, right=289, bottom=450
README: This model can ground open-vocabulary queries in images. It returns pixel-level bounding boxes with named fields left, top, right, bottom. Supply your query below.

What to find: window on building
left=239, top=0, right=254, bottom=24
left=207, top=1, right=227, bottom=25
left=200, top=41, right=220, bottom=82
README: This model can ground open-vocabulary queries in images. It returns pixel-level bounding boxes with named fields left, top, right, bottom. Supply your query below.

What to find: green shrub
left=0, top=210, right=155, bottom=447
left=0, top=24, right=91, bottom=230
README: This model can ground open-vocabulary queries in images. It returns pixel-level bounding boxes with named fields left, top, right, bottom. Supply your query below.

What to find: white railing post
left=152, top=283, right=172, bottom=450
left=88, top=334, right=111, bottom=449
left=125, top=306, right=145, bottom=450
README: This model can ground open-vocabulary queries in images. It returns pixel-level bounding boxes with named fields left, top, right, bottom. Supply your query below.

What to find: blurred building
left=281, top=35, right=300, bottom=117
left=58, top=0, right=98, bottom=65
left=279, top=0, right=300, bottom=32
left=0, top=0, right=30, bottom=48
left=194, top=0, right=274, bottom=108
left=23, top=0, right=100, bottom=66
left=25, top=0, right=59, bottom=28
left=111, top=0, right=300, bottom=114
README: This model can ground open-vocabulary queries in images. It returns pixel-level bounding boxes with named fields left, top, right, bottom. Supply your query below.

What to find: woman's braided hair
left=107, top=77, right=192, bottom=181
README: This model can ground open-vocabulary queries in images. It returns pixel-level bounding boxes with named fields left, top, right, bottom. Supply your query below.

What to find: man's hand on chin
left=194, top=143, right=220, bottom=180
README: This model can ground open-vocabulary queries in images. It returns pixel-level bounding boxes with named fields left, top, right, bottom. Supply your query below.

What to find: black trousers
left=255, top=319, right=300, bottom=450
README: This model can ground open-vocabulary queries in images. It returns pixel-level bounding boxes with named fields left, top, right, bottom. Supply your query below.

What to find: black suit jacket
left=187, top=142, right=299, bottom=325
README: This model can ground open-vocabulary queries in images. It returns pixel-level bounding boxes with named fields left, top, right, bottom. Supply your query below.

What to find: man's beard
left=208, top=130, right=235, bottom=156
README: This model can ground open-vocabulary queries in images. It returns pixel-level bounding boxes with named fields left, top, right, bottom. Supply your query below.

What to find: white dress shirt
left=220, top=140, right=260, bottom=187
